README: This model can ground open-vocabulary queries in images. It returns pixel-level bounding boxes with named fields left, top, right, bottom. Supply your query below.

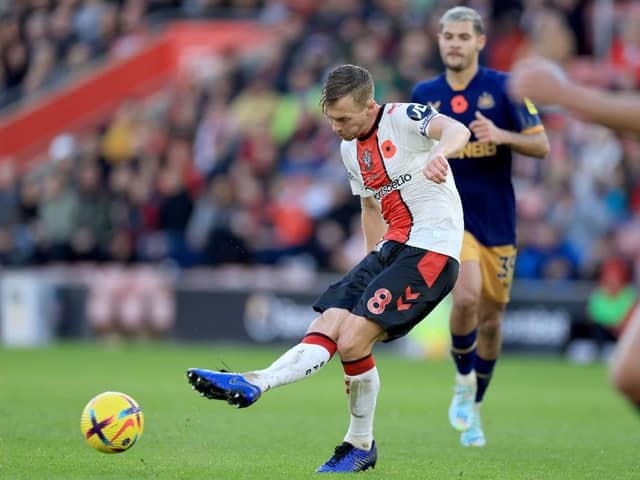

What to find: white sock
left=456, top=370, right=476, bottom=386
left=343, top=367, right=380, bottom=451
left=244, top=343, right=332, bottom=392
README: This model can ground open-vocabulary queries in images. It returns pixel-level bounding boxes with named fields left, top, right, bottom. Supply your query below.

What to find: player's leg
left=318, top=242, right=459, bottom=473
left=448, top=247, right=482, bottom=431
left=187, top=251, right=384, bottom=408
left=337, top=314, right=386, bottom=451
left=252, top=249, right=386, bottom=395
left=460, top=242, right=515, bottom=446
left=186, top=308, right=346, bottom=407
left=475, top=295, right=505, bottom=399
left=317, top=313, right=384, bottom=473
left=243, top=309, right=345, bottom=392
left=610, top=302, right=640, bottom=411
left=460, top=296, right=505, bottom=447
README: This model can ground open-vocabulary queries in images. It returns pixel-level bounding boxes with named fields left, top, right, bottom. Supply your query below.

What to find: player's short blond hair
left=320, top=64, right=374, bottom=113
left=439, top=6, right=485, bottom=35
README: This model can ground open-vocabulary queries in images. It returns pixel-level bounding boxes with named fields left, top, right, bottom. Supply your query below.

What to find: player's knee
left=307, top=309, right=343, bottom=339
left=452, top=282, right=481, bottom=313
left=452, top=293, right=479, bottom=318
left=336, top=336, right=368, bottom=362
left=478, top=315, right=502, bottom=340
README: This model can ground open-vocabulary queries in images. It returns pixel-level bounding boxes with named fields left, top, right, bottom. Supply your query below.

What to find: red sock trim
left=342, top=354, right=375, bottom=376
left=302, top=332, right=337, bottom=357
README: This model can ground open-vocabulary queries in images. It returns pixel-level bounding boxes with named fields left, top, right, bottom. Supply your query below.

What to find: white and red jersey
left=341, top=103, right=463, bottom=261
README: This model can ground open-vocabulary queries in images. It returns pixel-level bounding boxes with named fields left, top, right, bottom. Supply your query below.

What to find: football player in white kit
left=186, top=64, right=470, bottom=473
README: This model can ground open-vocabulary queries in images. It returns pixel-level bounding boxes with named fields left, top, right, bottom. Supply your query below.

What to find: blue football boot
left=186, top=368, right=262, bottom=408
left=316, top=441, right=377, bottom=473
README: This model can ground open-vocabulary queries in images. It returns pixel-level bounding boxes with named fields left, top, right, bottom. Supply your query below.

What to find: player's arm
left=426, top=114, right=471, bottom=158
left=360, top=196, right=387, bottom=254
left=495, top=128, right=549, bottom=158
left=510, top=58, right=640, bottom=135
left=550, top=86, right=640, bottom=135
left=469, top=111, right=549, bottom=158
left=423, top=114, right=471, bottom=183
left=340, top=143, right=386, bottom=253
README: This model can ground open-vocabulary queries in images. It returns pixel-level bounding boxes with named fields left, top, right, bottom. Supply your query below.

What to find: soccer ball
left=80, top=391, right=144, bottom=453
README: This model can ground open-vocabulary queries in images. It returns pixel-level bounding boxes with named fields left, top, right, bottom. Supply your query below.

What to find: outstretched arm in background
left=509, top=57, right=640, bottom=135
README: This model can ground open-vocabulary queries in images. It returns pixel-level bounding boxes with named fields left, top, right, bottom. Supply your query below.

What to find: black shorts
left=313, top=240, right=459, bottom=342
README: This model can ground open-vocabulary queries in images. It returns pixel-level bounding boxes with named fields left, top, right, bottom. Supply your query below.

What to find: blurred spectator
left=156, top=166, right=193, bottom=233
left=101, top=103, right=139, bottom=166
left=22, top=43, right=57, bottom=97
left=588, top=258, right=638, bottom=339
left=87, top=265, right=176, bottom=341
left=516, top=221, right=580, bottom=280
left=110, top=0, right=148, bottom=59
left=186, top=174, right=252, bottom=265
left=38, top=170, right=79, bottom=261
left=2, top=39, right=29, bottom=106
left=71, top=160, right=112, bottom=261
left=522, top=6, right=576, bottom=63
left=0, top=159, right=18, bottom=227
left=230, top=74, right=280, bottom=135
left=270, top=65, right=322, bottom=146
left=607, top=2, right=640, bottom=88
left=487, top=5, right=528, bottom=72
left=566, top=257, right=638, bottom=359
left=193, top=97, right=240, bottom=178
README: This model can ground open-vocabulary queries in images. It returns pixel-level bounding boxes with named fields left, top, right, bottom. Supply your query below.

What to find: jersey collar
left=358, top=104, right=386, bottom=142
left=447, top=66, right=485, bottom=92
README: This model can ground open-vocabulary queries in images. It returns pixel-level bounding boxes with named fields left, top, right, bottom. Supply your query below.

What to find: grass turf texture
left=1, top=343, right=638, bottom=479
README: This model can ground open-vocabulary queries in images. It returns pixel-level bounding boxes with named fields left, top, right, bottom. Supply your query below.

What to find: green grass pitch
left=1, top=342, right=638, bottom=479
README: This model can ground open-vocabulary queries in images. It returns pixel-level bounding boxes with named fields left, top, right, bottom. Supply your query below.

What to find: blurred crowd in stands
left=0, top=0, right=639, bottom=290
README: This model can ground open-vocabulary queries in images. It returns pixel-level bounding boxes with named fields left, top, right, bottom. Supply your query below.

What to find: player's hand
left=509, top=57, right=569, bottom=105
left=469, top=111, right=505, bottom=144
left=423, top=152, right=448, bottom=183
